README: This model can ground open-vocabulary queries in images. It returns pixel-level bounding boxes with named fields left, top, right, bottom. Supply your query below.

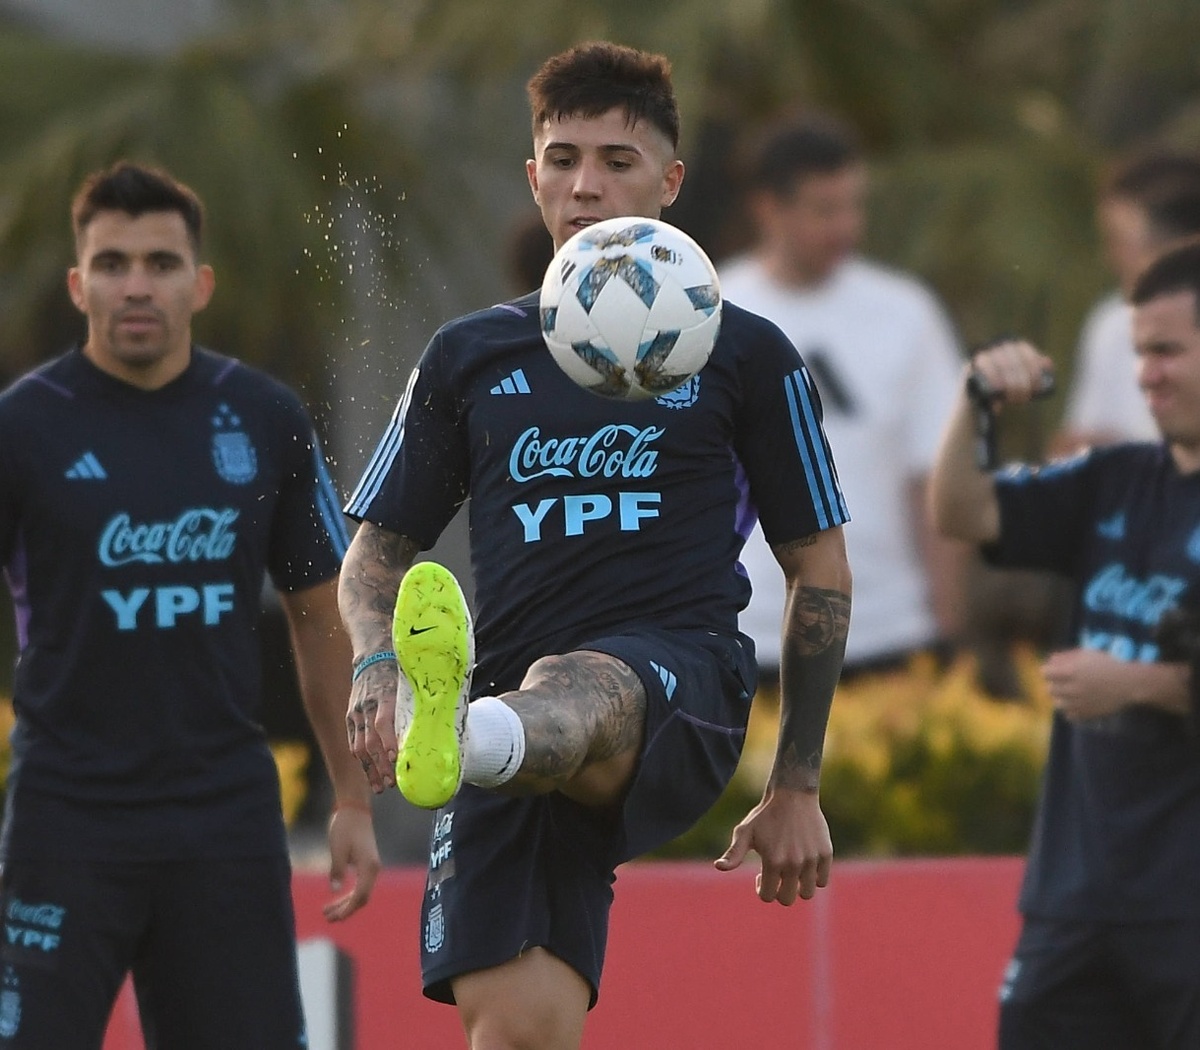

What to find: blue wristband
left=352, top=650, right=397, bottom=682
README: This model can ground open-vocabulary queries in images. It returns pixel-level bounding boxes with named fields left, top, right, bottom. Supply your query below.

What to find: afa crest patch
left=211, top=403, right=258, bottom=485
left=655, top=375, right=701, bottom=410
left=0, top=969, right=21, bottom=1039
left=424, top=902, right=446, bottom=954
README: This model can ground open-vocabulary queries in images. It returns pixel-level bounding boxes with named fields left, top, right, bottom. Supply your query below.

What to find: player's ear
left=526, top=158, right=541, bottom=203
left=661, top=159, right=685, bottom=209
left=66, top=267, right=86, bottom=313
left=192, top=264, right=216, bottom=312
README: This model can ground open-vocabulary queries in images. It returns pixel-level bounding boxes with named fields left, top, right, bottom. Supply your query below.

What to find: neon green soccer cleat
left=392, top=561, right=474, bottom=809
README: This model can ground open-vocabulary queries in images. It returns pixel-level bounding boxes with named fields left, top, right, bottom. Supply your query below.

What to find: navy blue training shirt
left=346, top=292, right=848, bottom=696
left=0, top=347, right=348, bottom=861
left=987, top=442, right=1200, bottom=919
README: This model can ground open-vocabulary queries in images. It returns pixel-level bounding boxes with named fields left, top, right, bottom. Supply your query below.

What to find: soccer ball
left=539, top=216, right=722, bottom=400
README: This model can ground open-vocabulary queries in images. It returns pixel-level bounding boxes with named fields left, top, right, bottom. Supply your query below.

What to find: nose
left=122, top=263, right=154, bottom=299
left=572, top=157, right=604, bottom=200
left=1137, top=354, right=1162, bottom=389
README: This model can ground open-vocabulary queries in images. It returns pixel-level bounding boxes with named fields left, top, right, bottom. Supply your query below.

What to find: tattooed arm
left=338, top=521, right=422, bottom=792
left=715, top=525, right=851, bottom=905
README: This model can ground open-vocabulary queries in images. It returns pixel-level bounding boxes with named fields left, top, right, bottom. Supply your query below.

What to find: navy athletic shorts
left=0, top=856, right=306, bottom=1049
left=998, top=915, right=1200, bottom=1049
left=419, top=626, right=756, bottom=1007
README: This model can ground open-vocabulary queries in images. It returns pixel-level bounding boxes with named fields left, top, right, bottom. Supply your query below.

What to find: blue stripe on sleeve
left=311, top=441, right=349, bottom=557
left=784, top=369, right=847, bottom=529
left=344, top=368, right=419, bottom=516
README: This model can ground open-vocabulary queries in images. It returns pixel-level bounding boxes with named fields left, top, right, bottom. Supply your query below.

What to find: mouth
left=1145, top=391, right=1172, bottom=415
left=116, top=311, right=163, bottom=333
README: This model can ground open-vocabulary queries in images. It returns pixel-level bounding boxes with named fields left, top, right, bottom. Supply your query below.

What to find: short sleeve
left=266, top=396, right=350, bottom=591
left=343, top=331, right=470, bottom=548
left=731, top=311, right=850, bottom=544
left=984, top=452, right=1096, bottom=575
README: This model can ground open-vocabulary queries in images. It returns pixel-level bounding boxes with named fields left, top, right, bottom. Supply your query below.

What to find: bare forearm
left=1125, top=660, right=1191, bottom=716
left=772, top=535, right=851, bottom=794
left=911, top=475, right=969, bottom=641
left=929, top=391, right=1000, bottom=544
left=281, top=581, right=371, bottom=802
left=337, top=522, right=420, bottom=659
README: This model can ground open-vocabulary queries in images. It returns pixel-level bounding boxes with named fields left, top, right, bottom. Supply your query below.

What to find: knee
left=521, top=652, right=573, bottom=686
left=461, top=996, right=583, bottom=1050
left=464, top=1015, right=553, bottom=1050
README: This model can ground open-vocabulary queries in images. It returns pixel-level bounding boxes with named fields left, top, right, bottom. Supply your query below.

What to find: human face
left=1098, top=196, right=1154, bottom=296
left=1134, top=289, right=1200, bottom=471
left=752, top=164, right=867, bottom=286
left=68, top=209, right=214, bottom=389
left=526, top=107, right=685, bottom=251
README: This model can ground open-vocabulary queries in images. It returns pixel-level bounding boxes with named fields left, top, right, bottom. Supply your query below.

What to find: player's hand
left=323, top=804, right=382, bottom=922
left=968, top=339, right=1055, bottom=410
left=346, top=662, right=400, bottom=792
left=714, top=787, right=832, bottom=905
left=1042, top=648, right=1131, bottom=721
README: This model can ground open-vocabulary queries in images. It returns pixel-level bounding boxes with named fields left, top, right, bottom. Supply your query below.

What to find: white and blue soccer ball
left=539, top=216, right=722, bottom=401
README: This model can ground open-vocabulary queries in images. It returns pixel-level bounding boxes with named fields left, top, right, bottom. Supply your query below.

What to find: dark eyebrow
left=90, top=248, right=186, bottom=266
left=542, top=140, right=643, bottom=155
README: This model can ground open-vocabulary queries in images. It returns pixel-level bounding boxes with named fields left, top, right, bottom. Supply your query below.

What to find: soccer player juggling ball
left=339, top=42, right=851, bottom=1050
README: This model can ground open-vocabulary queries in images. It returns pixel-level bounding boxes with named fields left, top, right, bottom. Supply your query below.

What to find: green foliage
left=0, top=9, right=466, bottom=393
left=656, top=649, right=1051, bottom=860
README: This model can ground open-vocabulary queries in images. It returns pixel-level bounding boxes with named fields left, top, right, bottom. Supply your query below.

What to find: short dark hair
left=743, top=114, right=863, bottom=198
left=1130, top=239, right=1200, bottom=320
left=71, top=162, right=205, bottom=255
left=527, top=41, right=680, bottom=150
left=1105, top=149, right=1200, bottom=245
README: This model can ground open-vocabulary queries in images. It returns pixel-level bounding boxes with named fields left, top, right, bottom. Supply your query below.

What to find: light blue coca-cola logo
left=5, top=900, right=65, bottom=930
left=98, top=509, right=239, bottom=567
left=1083, top=563, right=1187, bottom=627
left=508, top=424, right=663, bottom=483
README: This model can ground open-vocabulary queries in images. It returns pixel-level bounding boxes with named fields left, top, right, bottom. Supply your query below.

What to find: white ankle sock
left=463, top=696, right=526, bottom=789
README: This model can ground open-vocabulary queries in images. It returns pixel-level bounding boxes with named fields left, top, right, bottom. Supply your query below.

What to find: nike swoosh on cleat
left=408, top=625, right=437, bottom=635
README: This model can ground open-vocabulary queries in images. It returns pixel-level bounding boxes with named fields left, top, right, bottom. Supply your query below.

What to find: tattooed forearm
left=774, top=584, right=851, bottom=793
left=338, top=523, right=421, bottom=655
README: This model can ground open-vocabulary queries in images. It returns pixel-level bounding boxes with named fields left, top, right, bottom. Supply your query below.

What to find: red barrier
left=103, top=856, right=1024, bottom=1049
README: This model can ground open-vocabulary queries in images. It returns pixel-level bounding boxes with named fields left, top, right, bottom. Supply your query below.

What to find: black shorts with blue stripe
left=418, top=626, right=757, bottom=1007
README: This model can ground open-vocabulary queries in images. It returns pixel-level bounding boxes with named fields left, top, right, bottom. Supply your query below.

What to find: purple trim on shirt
left=211, top=358, right=239, bottom=385
left=4, top=540, right=30, bottom=650
left=496, top=302, right=527, bottom=317
left=643, top=707, right=745, bottom=757
left=731, top=451, right=758, bottom=542
left=22, top=372, right=75, bottom=399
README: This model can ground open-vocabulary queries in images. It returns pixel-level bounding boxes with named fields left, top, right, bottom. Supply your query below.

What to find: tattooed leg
left=495, top=650, right=647, bottom=807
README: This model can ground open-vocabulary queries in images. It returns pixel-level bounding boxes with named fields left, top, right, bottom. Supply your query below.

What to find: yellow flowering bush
left=0, top=698, right=13, bottom=787
left=269, top=740, right=312, bottom=828
left=656, top=646, right=1053, bottom=859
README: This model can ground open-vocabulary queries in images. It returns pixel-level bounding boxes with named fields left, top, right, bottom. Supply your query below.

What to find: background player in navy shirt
left=339, top=42, right=851, bottom=1049
left=930, top=242, right=1200, bottom=1048
left=0, top=163, right=381, bottom=1048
